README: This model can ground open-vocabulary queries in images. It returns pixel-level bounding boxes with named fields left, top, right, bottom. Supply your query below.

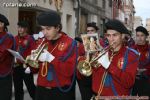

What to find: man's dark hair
left=87, top=22, right=99, bottom=31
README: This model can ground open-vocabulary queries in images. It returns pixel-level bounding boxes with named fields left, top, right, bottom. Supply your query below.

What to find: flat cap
left=37, top=10, right=61, bottom=26
left=136, top=26, right=149, bottom=36
left=0, top=13, right=9, bottom=26
left=105, top=19, right=129, bottom=34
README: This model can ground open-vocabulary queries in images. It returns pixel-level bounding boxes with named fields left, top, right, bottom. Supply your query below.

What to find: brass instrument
left=25, top=39, right=48, bottom=68
left=77, top=43, right=113, bottom=77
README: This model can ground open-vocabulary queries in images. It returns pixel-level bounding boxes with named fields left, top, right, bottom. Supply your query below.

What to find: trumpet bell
left=77, top=60, right=92, bottom=77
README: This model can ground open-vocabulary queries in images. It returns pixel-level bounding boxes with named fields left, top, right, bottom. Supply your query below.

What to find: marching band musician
left=0, top=13, right=16, bottom=100
left=35, top=10, right=78, bottom=100
left=77, top=22, right=100, bottom=100
left=13, top=21, right=36, bottom=100
left=92, top=19, right=139, bottom=98
left=132, top=26, right=150, bottom=97
left=87, top=22, right=99, bottom=34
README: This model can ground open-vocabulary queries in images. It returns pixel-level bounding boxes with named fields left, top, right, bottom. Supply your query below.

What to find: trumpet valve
left=90, top=61, right=101, bottom=68
left=25, top=55, right=39, bottom=68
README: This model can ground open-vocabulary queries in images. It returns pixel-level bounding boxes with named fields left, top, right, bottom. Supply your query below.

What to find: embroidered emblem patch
left=58, top=42, right=67, bottom=51
left=117, top=57, right=124, bottom=69
left=145, top=51, right=149, bottom=59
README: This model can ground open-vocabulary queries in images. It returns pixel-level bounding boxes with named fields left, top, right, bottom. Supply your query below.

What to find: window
left=102, top=0, right=106, bottom=9
left=109, top=0, right=112, bottom=7
left=66, top=14, right=72, bottom=35
left=125, top=18, right=128, bottom=24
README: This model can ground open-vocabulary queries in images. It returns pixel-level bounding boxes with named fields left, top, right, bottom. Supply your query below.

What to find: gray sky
left=133, top=0, right=150, bottom=26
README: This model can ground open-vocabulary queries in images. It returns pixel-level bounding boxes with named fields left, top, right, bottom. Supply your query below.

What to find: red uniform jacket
left=99, top=38, right=108, bottom=48
left=15, top=34, right=35, bottom=73
left=15, top=34, right=35, bottom=59
left=37, top=33, right=77, bottom=88
left=92, top=46, right=139, bottom=96
left=133, top=43, right=150, bottom=77
left=0, top=32, right=15, bottom=76
left=78, top=43, right=85, bottom=57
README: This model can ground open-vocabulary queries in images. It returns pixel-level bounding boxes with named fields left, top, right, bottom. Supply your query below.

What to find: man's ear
left=25, top=27, right=29, bottom=33
left=122, top=34, right=125, bottom=39
left=56, top=25, right=60, bottom=32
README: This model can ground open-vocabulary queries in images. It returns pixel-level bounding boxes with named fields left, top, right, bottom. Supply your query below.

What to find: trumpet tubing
left=77, top=42, right=114, bottom=76
left=25, top=42, right=48, bottom=68
left=34, top=43, right=48, bottom=60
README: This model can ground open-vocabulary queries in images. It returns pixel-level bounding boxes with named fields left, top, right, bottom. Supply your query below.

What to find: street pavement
left=12, top=74, right=82, bottom=100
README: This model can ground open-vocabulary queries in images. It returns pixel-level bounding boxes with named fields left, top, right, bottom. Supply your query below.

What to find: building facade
left=124, top=0, right=135, bottom=32
left=146, top=18, right=150, bottom=33
left=112, top=0, right=135, bottom=33
left=1, top=0, right=136, bottom=38
left=0, top=0, right=77, bottom=38
left=145, top=18, right=150, bottom=42
left=134, top=16, right=143, bottom=30
left=77, top=0, right=113, bottom=37
left=112, top=0, right=125, bottom=21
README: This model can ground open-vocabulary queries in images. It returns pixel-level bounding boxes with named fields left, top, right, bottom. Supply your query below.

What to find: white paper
left=7, top=49, right=25, bottom=62
left=24, top=67, right=31, bottom=74
left=38, top=32, right=44, bottom=38
left=38, top=50, right=55, bottom=63
left=33, top=32, right=44, bottom=40
left=33, top=34, right=39, bottom=40
left=46, top=52, right=55, bottom=63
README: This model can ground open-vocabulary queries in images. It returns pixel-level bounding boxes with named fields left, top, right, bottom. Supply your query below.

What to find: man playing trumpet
left=33, top=11, right=78, bottom=100
left=92, top=19, right=139, bottom=99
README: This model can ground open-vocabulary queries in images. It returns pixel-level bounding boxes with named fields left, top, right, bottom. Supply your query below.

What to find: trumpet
left=25, top=39, right=48, bottom=68
left=77, top=42, right=114, bottom=77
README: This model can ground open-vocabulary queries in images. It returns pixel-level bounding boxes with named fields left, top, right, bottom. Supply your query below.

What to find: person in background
left=77, top=22, right=100, bottom=100
left=86, top=22, right=99, bottom=34
left=87, top=22, right=108, bottom=47
left=0, top=13, right=16, bottom=100
left=123, top=31, right=135, bottom=47
left=132, top=26, right=150, bottom=97
left=13, top=21, right=36, bottom=100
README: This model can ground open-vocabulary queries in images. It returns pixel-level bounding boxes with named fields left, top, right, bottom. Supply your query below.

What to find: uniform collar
left=18, top=34, right=29, bottom=39
left=136, top=42, right=149, bottom=51
left=0, top=31, right=7, bottom=38
left=109, top=45, right=126, bottom=56
left=48, top=32, right=66, bottom=45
